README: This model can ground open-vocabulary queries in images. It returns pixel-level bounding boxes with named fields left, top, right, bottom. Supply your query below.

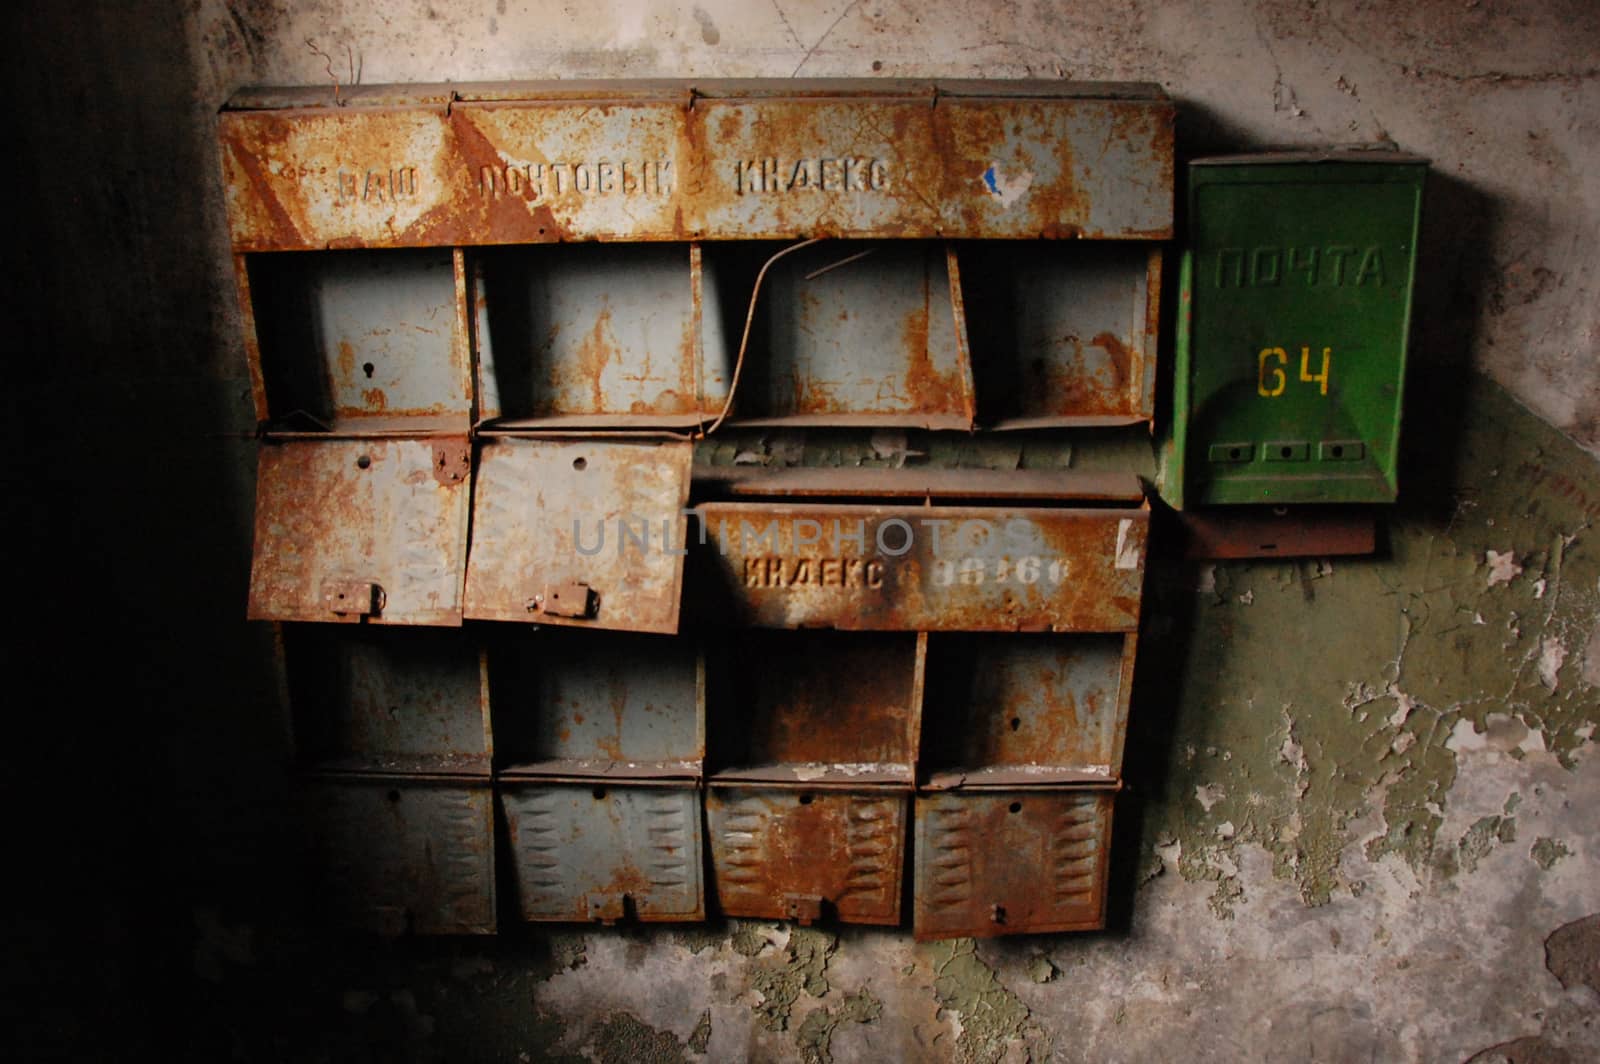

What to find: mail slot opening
left=960, top=242, right=1156, bottom=427
left=701, top=240, right=973, bottom=429
left=247, top=248, right=465, bottom=431
left=283, top=625, right=490, bottom=776
left=921, top=632, right=1132, bottom=787
left=474, top=243, right=714, bottom=428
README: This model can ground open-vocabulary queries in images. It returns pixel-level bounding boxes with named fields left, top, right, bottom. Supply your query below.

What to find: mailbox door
left=306, top=777, right=495, bottom=935
left=914, top=789, right=1113, bottom=940
left=705, top=786, right=907, bottom=925
left=465, top=438, right=692, bottom=633
left=499, top=782, right=703, bottom=923
left=249, top=438, right=470, bottom=626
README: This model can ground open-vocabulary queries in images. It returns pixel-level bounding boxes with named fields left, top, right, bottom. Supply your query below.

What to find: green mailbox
left=1169, top=152, right=1426, bottom=508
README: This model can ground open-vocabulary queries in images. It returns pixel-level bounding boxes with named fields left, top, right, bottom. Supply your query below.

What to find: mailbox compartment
left=490, top=628, right=704, bottom=779
left=913, top=788, right=1113, bottom=939
left=1170, top=152, right=1426, bottom=507
left=474, top=243, right=726, bottom=429
left=693, top=502, right=1147, bottom=632
left=241, top=247, right=472, bottom=434
left=284, top=625, right=490, bottom=776
left=701, top=240, right=975, bottom=429
left=962, top=242, right=1161, bottom=428
left=708, top=630, right=923, bottom=786
left=920, top=633, right=1135, bottom=787
left=705, top=785, right=907, bottom=925
left=249, top=437, right=471, bottom=626
left=464, top=438, right=693, bottom=633
left=304, top=776, right=495, bottom=935
left=499, top=780, right=704, bottom=924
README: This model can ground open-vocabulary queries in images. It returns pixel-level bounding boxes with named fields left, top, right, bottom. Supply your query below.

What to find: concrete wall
left=8, top=2, right=1598, bottom=1062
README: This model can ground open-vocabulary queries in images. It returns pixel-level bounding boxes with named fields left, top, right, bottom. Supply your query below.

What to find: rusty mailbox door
left=465, top=438, right=693, bottom=634
left=249, top=437, right=471, bottom=626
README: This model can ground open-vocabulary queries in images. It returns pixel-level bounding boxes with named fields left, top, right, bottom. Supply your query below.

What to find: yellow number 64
left=1257, top=347, right=1287, bottom=397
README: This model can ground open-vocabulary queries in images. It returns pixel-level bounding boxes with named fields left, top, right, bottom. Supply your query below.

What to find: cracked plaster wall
left=7, top=2, right=1600, bottom=1062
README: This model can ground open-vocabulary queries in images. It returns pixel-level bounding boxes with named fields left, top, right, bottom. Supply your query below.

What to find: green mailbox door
left=1172, top=153, right=1426, bottom=507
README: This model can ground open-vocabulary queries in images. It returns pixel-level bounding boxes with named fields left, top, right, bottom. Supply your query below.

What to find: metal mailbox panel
left=693, top=503, right=1146, bottom=631
left=710, top=630, right=921, bottom=786
left=285, top=625, right=489, bottom=775
left=247, top=248, right=469, bottom=429
left=1175, top=155, right=1425, bottom=506
left=476, top=243, right=721, bottom=427
left=491, top=629, right=704, bottom=777
left=921, top=633, right=1134, bottom=787
left=711, top=242, right=974, bottom=428
left=705, top=786, right=906, bottom=925
left=219, top=83, right=1173, bottom=249
left=305, top=777, right=495, bottom=935
left=914, top=789, right=1113, bottom=939
left=465, top=439, right=693, bottom=634
left=249, top=438, right=470, bottom=626
left=500, top=782, right=703, bottom=923
left=963, top=243, right=1159, bottom=426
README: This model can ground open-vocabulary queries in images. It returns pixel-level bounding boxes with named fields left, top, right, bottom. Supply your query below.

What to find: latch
left=527, top=582, right=597, bottom=619
left=783, top=894, right=823, bottom=926
left=322, top=580, right=384, bottom=621
left=586, top=893, right=625, bottom=925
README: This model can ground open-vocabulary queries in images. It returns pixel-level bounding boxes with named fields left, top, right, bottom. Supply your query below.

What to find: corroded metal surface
left=965, top=243, right=1161, bottom=427
left=500, top=782, right=703, bottom=923
left=475, top=243, right=723, bottom=428
left=705, top=786, right=906, bottom=925
left=693, top=467, right=1146, bottom=501
left=693, top=503, right=1147, bottom=631
left=284, top=626, right=490, bottom=776
left=913, top=789, right=1113, bottom=939
left=305, top=777, right=495, bottom=935
left=464, top=438, right=693, bottom=634
left=921, top=633, right=1135, bottom=787
left=710, top=630, right=922, bottom=785
left=247, top=247, right=471, bottom=430
left=218, top=80, right=1173, bottom=250
left=249, top=438, right=470, bottom=626
left=491, top=628, right=704, bottom=778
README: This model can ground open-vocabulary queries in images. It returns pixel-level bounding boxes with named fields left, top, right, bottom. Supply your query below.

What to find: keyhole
left=362, top=361, right=375, bottom=379
left=799, top=793, right=814, bottom=805
left=1009, top=717, right=1021, bottom=732
left=357, top=455, right=371, bottom=469
left=591, top=788, right=607, bottom=800
left=1008, top=801, right=1022, bottom=814
left=572, top=457, right=587, bottom=471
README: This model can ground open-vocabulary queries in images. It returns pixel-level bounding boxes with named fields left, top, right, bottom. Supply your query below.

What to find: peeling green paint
left=750, top=928, right=837, bottom=1031
left=1136, top=380, right=1600, bottom=913
left=589, top=1012, right=687, bottom=1064
left=1530, top=837, right=1572, bottom=869
left=794, top=987, right=882, bottom=1064
left=925, top=938, right=1051, bottom=1064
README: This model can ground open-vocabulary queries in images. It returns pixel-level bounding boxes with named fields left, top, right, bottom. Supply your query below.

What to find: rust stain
left=223, top=132, right=309, bottom=249
left=573, top=306, right=616, bottom=413
left=361, top=387, right=389, bottom=412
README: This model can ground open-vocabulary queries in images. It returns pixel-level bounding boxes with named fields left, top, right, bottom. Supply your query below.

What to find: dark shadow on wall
left=3, top=2, right=299, bottom=1060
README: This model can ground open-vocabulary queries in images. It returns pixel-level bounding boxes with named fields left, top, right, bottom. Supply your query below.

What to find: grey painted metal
left=914, top=788, right=1113, bottom=939
left=964, top=243, right=1158, bottom=427
left=705, top=786, right=907, bottom=925
left=305, top=776, right=496, bottom=935
left=475, top=243, right=727, bottom=427
left=921, top=633, right=1135, bottom=787
left=712, top=241, right=975, bottom=428
left=464, top=438, right=693, bottom=633
left=285, top=626, right=490, bottom=776
left=248, top=248, right=470, bottom=431
left=491, top=629, right=704, bottom=778
left=499, top=782, right=703, bottom=923
left=248, top=438, right=471, bottom=626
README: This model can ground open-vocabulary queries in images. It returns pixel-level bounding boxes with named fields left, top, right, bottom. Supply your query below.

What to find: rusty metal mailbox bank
left=222, top=78, right=1172, bottom=936
left=1168, top=152, right=1426, bottom=511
